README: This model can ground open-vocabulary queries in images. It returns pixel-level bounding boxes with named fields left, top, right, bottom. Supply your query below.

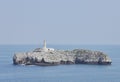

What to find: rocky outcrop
left=13, top=48, right=112, bottom=66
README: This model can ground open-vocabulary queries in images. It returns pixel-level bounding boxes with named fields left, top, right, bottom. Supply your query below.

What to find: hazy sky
left=0, top=0, right=120, bottom=45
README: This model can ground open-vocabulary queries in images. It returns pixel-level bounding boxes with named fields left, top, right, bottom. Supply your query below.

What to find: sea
left=0, top=45, right=120, bottom=82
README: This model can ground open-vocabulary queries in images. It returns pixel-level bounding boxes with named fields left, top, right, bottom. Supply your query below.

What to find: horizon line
left=0, top=44, right=120, bottom=46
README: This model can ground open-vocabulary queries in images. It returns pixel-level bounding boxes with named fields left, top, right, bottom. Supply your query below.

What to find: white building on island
left=42, top=40, right=54, bottom=52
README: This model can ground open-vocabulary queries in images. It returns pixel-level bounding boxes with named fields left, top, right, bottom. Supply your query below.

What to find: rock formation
left=13, top=48, right=112, bottom=66
left=13, top=40, right=111, bottom=66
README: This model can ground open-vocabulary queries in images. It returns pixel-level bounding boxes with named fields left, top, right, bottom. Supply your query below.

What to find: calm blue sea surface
left=0, top=45, right=120, bottom=82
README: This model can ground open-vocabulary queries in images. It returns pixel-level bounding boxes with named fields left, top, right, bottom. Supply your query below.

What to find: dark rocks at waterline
left=13, top=49, right=112, bottom=66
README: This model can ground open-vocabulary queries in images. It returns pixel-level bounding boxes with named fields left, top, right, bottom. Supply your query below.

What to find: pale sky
left=0, top=0, right=120, bottom=45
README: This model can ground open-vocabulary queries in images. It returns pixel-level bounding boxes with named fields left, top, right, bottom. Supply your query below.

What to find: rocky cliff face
left=13, top=48, right=112, bottom=66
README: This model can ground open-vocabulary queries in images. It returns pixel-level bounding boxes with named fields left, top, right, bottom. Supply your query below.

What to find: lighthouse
left=43, top=40, right=47, bottom=49
left=42, top=40, right=48, bottom=52
left=41, top=40, right=54, bottom=52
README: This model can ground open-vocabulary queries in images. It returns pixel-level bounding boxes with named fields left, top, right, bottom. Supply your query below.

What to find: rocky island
left=13, top=40, right=112, bottom=66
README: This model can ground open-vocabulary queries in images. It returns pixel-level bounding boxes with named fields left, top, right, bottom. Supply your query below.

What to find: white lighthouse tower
left=42, top=40, right=48, bottom=52
left=43, top=40, right=46, bottom=49
left=41, top=40, right=54, bottom=52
